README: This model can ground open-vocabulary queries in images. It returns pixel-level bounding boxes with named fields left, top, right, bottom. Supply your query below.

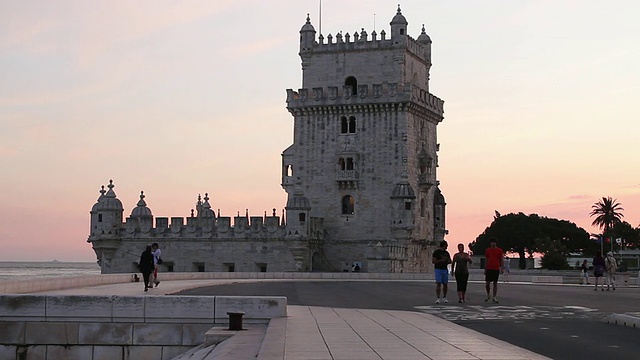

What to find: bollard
left=227, top=311, right=245, bottom=331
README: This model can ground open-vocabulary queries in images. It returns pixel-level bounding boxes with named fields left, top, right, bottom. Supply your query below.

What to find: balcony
left=418, top=173, right=435, bottom=189
left=336, top=170, right=357, bottom=181
left=336, top=170, right=358, bottom=189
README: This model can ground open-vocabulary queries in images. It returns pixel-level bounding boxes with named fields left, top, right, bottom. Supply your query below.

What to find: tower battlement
left=310, top=32, right=429, bottom=60
left=286, top=83, right=444, bottom=117
left=118, top=214, right=286, bottom=240
left=88, top=184, right=288, bottom=242
left=299, top=5, right=433, bottom=65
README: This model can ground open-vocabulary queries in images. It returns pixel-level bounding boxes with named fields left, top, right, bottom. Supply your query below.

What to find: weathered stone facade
left=88, top=6, right=446, bottom=274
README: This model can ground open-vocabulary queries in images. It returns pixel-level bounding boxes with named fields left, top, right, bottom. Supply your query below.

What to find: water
left=0, top=261, right=101, bottom=281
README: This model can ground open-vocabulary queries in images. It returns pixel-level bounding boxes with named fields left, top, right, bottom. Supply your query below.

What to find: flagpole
left=611, top=234, right=614, bottom=254
left=319, top=0, right=322, bottom=37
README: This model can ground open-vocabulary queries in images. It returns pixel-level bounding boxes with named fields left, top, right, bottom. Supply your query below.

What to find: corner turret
left=390, top=4, right=408, bottom=42
left=299, top=14, right=316, bottom=53
left=417, top=24, right=432, bottom=62
left=285, top=181, right=311, bottom=238
left=390, top=177, right=417, bottom=231
left=434, top=187, right=447, bottom=243
left=89, top=179, right=124, bottom=237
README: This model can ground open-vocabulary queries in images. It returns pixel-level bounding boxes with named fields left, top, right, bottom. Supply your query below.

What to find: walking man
left=138, top=245, right=155, bottom=292
left=432, top=240, right=452, bottom=304
left=484, top=239, right=504, bottom=303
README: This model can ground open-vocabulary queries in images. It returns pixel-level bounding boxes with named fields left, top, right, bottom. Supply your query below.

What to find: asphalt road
left=177, top=280, right=640, bottom=360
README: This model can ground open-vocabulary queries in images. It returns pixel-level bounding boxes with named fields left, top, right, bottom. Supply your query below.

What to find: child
left=580, top=260, right=589, bottom=285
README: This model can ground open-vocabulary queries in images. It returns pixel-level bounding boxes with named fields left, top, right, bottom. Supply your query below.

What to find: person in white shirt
left=151, top=243, right=161, bottom=287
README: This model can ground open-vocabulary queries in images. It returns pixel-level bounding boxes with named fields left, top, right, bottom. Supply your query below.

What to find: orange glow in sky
left=1, top=1, right=639, bottom=261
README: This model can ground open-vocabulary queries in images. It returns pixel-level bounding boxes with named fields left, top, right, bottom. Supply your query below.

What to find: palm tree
left=590, top=197, right=624, bottom=253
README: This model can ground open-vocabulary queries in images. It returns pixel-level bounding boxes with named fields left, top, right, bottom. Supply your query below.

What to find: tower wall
left=284, top=8, right=445, bottom=272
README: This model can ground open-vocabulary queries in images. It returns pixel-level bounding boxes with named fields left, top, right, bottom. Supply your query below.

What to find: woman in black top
left=139, top=245, right=155, bottom=291
left=451, top=243, right=473, bottom=303
left=593, top=251, right=606, bottom=291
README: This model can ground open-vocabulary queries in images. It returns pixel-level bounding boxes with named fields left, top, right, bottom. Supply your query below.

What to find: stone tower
left=282, top=6, right=446, bottom=273
left=89, top=180, right=125, bottom=272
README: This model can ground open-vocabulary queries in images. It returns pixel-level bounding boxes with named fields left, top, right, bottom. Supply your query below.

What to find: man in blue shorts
left=432, top=240, right=452, bottom=304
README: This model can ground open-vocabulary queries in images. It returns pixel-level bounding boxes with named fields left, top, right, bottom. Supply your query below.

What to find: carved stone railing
left=336, top=170, right=357, bottom=181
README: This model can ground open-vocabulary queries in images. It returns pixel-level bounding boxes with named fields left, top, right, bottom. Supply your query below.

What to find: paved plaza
left=27, top=276, right=640, bottom=359
left=35, top=279, right=554, bottom=359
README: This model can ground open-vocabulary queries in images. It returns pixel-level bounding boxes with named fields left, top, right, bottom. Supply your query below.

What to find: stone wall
left=0, top=294, right=287, bottom=360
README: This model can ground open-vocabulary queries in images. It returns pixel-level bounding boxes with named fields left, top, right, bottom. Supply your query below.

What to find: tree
left=537, top=237, right=571, bottom=270
left=469, top=212, right=591, bottom=269
left=611, top=221, right=640, bottom=250
left=590, top=197, right=624, bottom=253
left=470, top=212, right=540, bottom=269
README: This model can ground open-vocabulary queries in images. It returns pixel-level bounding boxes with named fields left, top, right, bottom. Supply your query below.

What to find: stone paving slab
left=248, top=306, right=551, bottom=360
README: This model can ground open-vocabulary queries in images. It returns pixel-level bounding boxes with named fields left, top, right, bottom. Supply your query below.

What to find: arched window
left=348, top=116, right=356, bottom=133
left=420, top=198, right=425, bottom=217
left=342, top=195, right=355, bottom=215
left=98, top=214, right=103, bottom=222
left=345, top=76, right=358, bottom=95
left=340, top=116, right=348, bottom=133
left=286, top=164, right=293, bottom=177
left=346, top=157, right=354, bottom=170
left=338, top=157, right=346, bottom=170
left=299, top=213, right=306, bottom=222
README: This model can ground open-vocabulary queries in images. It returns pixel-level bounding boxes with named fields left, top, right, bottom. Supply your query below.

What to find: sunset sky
left=1, top=0, right=639, bottom=262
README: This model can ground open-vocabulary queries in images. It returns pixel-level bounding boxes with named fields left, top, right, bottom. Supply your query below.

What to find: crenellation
left=186, top=216, right=198, bottom=227
left=170, top=217, right=183, bottom=233
left=217, top=217, right=231, bottom=232
left=287, top=82, right=442, bottom=116
left=156, top=217, right=168, bottom=230
left=250, top=216, right=263, bottom=232
left=311, top=31, right=427, bottom=59
left=97, top=202, right=289, bottom=241
left=233, top=216, right=248, bottom=234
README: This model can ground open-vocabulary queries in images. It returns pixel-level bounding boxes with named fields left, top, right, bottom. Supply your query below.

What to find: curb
left=603, top=313, right=640, bottom=329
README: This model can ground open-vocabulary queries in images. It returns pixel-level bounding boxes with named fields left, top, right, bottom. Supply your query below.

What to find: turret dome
left=286, top=194, right=310, bottom=210
left=390, top=5, right=408, bottom=26
left=417, top=24, right=432, bottom=44
left=201, top=193, right=215, bottom=218
left=286, top=183, right=311, bottom=209
left=131, top=191, right=152, bottom=217
left=91, top=180, right=123, bottom=212
left=391, top=180, right=416, bottom=199
left=300, top=14, right=316, bottom=33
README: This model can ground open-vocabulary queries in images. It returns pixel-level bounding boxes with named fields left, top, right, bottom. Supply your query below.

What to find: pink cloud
left=0, top=145, right=17, bottom=158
